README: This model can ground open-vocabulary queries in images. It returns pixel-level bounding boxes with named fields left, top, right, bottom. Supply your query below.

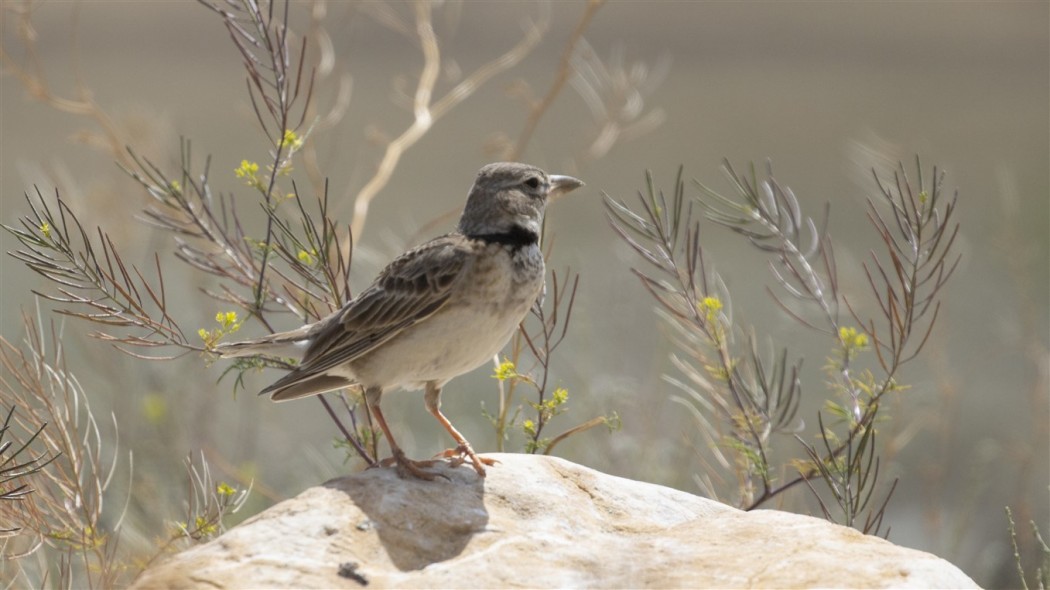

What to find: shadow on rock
left=325, top=461, right=489, bottom=571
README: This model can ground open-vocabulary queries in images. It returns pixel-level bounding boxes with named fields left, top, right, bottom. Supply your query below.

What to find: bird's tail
left=213, top=324, right=315, bottom=359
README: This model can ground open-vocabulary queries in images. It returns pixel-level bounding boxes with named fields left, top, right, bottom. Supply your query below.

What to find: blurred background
left=1, top=1, right=1046, bottom=587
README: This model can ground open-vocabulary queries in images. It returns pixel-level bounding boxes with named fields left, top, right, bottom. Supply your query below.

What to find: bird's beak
left=549, top=175, right=585, bottom=198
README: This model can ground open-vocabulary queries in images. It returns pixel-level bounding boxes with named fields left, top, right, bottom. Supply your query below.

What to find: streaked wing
left=263, top=234, right=472, bottom=393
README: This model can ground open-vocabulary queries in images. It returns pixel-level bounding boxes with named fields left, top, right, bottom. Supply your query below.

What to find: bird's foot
left=377, top=449, right=449, bottom=481
left=433, top=443, right=497, bottom=477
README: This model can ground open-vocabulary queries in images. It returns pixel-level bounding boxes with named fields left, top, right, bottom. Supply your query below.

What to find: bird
left=217, top=162, right=584, bottom=480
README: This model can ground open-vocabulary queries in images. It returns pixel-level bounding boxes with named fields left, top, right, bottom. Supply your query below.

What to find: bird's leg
left=366, top=386, right=444, bottom=481
left=425, top=382, right=497, bottom=477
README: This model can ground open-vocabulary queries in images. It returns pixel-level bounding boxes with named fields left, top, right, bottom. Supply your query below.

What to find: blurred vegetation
left=1007, top=506, right=1050, bottom=590
left=606, top=158, right=958, bottom=535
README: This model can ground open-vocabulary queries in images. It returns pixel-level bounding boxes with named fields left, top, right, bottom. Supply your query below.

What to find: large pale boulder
left=131, top=453, right=977, bottom=589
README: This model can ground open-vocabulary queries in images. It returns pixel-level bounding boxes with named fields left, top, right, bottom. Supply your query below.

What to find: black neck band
left=468, top=225, right=539, bottom=249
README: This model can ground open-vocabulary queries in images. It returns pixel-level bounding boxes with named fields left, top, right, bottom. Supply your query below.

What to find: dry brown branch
left=346, top=1, right=549, bottom=247
left=0, top=1, right=132, bottom=167
left=510, top=0, right=605, bottom=161
left=543, top=416, right=607, bottom=456
left=298, top=1, right=354, bottom=195
left=0, top=311, right=131, bottom=586
left=569, top=38, right=669, bottom=163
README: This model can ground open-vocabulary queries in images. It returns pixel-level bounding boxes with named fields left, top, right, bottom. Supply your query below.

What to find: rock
left=131, top=454, right=977, bottom=589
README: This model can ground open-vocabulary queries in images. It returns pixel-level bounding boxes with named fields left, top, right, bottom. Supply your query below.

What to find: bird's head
left=457, top=162, right=584, bottom=239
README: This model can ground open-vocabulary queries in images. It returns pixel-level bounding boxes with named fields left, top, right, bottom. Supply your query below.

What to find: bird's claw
left=376, top=450, right=449, bottom=481
left=433, top=443, right=497, bottom=477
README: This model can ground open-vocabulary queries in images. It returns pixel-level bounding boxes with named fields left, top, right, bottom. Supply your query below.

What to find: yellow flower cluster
left=838, top=326, right=869, bottom=350
left=492, top=358, right=518, bottom=381
left=699, top=295, right=723, bottom=321
left=838, top=326, right=870, bottom=366
left=280, top=129, right=304, bottom=150
left=216, top=311, right=239, bottom=329
left=234, top=159, right=264, bottom=190
left=234, top=159, right=258, bottom=178
left=199, top=311, right=242, bottom=349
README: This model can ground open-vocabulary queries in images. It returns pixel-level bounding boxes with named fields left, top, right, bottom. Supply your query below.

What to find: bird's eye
left=524, top=176, right=541, bottom=190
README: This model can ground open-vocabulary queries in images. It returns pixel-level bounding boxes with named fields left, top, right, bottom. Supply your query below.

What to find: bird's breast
left=458, top=242, right=544, bottom=311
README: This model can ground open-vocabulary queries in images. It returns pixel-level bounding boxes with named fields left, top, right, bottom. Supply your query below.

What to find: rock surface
left=131, top=453, right=977, bottom=589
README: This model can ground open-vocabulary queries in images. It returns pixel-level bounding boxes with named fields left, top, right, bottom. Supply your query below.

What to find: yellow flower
left=297, top=249, right=317, bottom=265
left=492, top=358, right=517, bottom=381
left=194, top=516, right=218, bottom=536
left=280, top=129, right=303, bottom=150
left=40, top=222, right=51, bottom=239
left=234, top=160, right=264, bottom=190
left=216, top=311, right=239, bottom=329
left=838, top=326, right=869, bottom=351
left=216, top=482, right=236, bottom=497
left=234, top=160, right=259, bottom=178
left=698, top=296, right=723, bottom=323
left=839, top=326, right=855, bottom=345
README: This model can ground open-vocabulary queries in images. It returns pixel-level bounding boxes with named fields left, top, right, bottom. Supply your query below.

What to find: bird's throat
left=468, top=225, right=539, bottom=249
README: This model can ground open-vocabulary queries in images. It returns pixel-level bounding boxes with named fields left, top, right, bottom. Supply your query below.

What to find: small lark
left=218, top=162, right=583, bottom=479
